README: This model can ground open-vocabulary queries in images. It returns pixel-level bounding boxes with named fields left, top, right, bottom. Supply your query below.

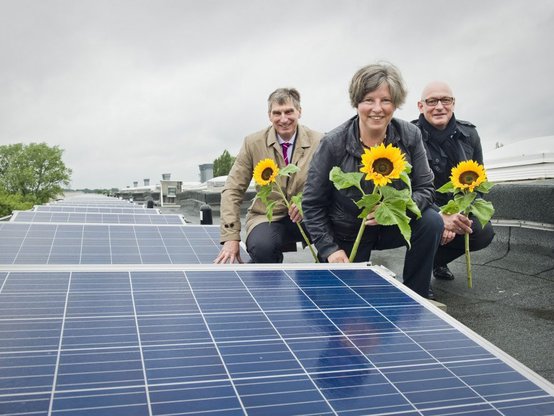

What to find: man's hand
left=289, top=203, right=302, bottom=223
left=441, top=212, right=473, bottom=235
left=440, top=229, right=456, bottom=245
left=214, top=240, right=243, bottom=264
left=328, top=250, right=350, bottom=263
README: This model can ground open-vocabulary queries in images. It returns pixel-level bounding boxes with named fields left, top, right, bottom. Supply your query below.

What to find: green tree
left=0, top=187, right=35, bottom=218
left=0, top=142, right=72, bottom=205
left=213, top=149, right=236, bottom=177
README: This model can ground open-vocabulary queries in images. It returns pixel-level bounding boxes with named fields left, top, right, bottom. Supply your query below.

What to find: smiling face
left=269, top=99, right=301, bottom=141
left=418, top=81, right=455, bottom=130
left=357, top=83, right=396, bottom=140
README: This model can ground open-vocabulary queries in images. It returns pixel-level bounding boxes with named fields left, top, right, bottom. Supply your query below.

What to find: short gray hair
left=349, top=62, right=407, bottom=108
left=267, top=88, right=301, bottom=113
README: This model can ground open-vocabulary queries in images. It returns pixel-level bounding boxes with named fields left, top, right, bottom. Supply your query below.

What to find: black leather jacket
left=412, top=117, right=483, bottom=207
left=303, top=116, right=436, bottom=260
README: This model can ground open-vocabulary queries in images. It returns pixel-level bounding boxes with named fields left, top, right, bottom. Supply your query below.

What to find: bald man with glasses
left=413, top=81, right=494, bottom=282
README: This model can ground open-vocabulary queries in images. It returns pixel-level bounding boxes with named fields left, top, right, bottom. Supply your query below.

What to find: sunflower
left=450, top=160, right=487, bottom=192
left=360, top=143, right=406, bottom=187
left=253, top=158, right=279, bottom=186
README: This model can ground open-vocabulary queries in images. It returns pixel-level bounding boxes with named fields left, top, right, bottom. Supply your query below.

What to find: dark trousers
left=434, top=216, right=495, bottom=267
left=246, top=216, right=305, bottom=263
left=337, top=208, right=443, bottom=298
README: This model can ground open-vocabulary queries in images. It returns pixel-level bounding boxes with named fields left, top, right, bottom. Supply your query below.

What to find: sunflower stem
left=348, top=186, right=379, bottom=263
left=275, top=181, right=319, bottom=263
left=465, top=232, right=472, bottom=288
left=349, top=220, right=367, bottom=263
left=462, top=210, right=472, bottom=289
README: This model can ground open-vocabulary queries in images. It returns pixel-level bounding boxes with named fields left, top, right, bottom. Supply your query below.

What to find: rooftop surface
left=170, top=205, right=554, bottom=385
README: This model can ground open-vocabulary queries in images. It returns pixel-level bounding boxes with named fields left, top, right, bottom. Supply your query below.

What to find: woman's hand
left=440, top=229, right=456, bottom=245
left=328, top=250, right=350, bottom=263
left=364, top=207, right=379, bottom=226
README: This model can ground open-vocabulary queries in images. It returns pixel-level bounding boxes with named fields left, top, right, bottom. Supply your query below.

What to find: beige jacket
left=220, top=124, right=322, bottom=242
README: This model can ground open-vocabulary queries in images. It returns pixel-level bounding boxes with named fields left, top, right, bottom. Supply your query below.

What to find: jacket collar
left=266, top=125, right=312, bottom=148
left=266, top=125, right=312, bottom=165
left=413, top=114, right=471, bottom=142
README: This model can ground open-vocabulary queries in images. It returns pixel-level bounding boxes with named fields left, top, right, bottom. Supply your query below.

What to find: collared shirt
left=277, top=132, right=296, bottom=164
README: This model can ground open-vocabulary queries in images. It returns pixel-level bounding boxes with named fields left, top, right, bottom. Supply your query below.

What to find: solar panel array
left=0, top=223, right=229, bottom=265
left=45, top=197, right=138, bottom=207
left=12, top=210, right=184, bottom=225
left=35, top=205, right=159, bottom=214
left=1, top=196, right=553, bottom=415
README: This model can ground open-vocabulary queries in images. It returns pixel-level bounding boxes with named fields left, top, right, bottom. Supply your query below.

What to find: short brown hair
left=349, top=62, right=407, bottom=108
left=267, top=88, right=301, bottom=113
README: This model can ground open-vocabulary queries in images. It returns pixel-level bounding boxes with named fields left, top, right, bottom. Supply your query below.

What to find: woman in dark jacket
left=302, top=62, right=443, bottom=299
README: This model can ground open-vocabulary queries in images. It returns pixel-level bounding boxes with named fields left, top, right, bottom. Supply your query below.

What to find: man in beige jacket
left=214, top=88, right=322, bottom=263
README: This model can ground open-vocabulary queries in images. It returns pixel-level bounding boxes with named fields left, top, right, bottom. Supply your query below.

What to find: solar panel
left=12, top=211, right=184, bottom=225
left=35, top=206, right=157, bottom=214
left=0, top=223, right=246, bottom=265
left=51, top=200, right=138, bottom=207
left=1, top=264, right=552, bottom=415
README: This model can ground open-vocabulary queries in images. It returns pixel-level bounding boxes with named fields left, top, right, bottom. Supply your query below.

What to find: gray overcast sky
left=1, top=0, right=553, bottom=189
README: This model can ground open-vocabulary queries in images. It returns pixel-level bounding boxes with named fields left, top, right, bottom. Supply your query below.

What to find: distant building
left=485, top=136, right=554, bottom=182
left=159, top=173, right=182, bottom=207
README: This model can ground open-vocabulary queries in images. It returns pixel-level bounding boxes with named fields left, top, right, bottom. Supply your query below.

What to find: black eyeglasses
left=423, top=97, right=455, bottom=106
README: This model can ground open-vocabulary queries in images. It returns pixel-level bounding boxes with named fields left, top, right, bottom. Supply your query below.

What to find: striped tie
left=281, top=142, right=290, bottom=165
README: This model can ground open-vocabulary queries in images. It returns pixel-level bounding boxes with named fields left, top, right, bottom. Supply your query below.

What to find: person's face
left=357, top=83, right=395, bottom=136
left=269, top=100, right=301, bottom=141
left=418, top=84, right=455, bottom=130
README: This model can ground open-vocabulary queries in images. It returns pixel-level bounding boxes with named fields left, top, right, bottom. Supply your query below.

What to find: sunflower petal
left=450, top=160, right=487, bottom=192
left=253, top=158, right=279, bottom=186
left=359, top=143, right=406, bottom=187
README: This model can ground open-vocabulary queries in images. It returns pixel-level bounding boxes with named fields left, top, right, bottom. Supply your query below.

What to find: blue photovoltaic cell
left=0, top=267, right=553, bottom=416
left=0, top=223, right=247, bottom=264
left=12, top=210, right=184, bottom=224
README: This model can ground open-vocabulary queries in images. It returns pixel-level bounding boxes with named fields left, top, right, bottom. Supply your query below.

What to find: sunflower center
left=373, top=158, right=394, bottom=176
left=459, top=171, right=479, bottom=185
left=261, top=167, right=274, bottom=181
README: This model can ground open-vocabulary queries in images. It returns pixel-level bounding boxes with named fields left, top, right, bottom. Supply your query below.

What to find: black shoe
left=427, top=287, right=437, bottom=301
left=433, top=266, right=455, bottom=280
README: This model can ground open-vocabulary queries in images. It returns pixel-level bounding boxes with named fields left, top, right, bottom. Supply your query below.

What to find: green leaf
left=355, top=193, right=381, bottom=218
left=375, top=200, right=412, bottom=247
left=291, top=192, right=303, bottom=217
left=476, top=180, right=495, bottom=194
left=440, top=199, right=460, bottom=215
left=399, top=170, right=412, bottom=193
left=379, top=184, right=407, bottom=200
left=395, top=216, right=413, bottom=248
left=375, top=198, right=411, bottom=226
left=469, top=198, right=495, bottom=227
left=279, top=163, right=300, bottom=177
left=255, top=184, right=273, bottom=206
left=265, top=200, right=277, bottom=222
left=330, top=167, right=364, bottom=193
left=455, top=192, right=477, bottom=213
left=437, top=181, right=455, bottom=194
left=405, top=197, right=422, bottom=218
